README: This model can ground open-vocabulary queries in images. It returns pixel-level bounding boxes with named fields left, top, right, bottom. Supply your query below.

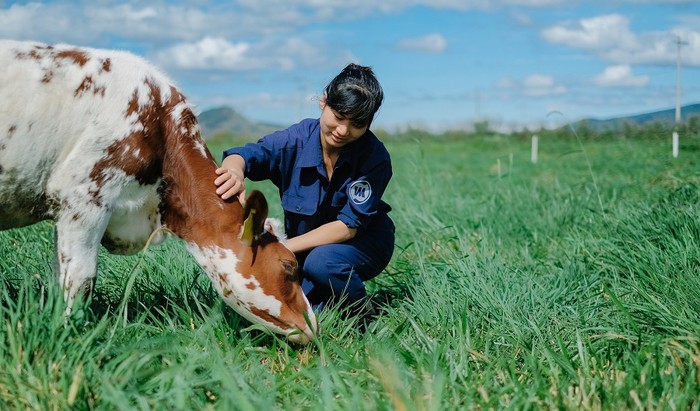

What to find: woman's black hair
left=323, top=63, right=383, bottom=128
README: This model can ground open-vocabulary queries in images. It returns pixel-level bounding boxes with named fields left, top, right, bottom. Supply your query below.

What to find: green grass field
left=1, top=132, right=699, bottom=410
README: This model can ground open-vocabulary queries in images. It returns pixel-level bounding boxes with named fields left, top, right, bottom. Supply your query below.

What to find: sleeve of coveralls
left=222, top=130, right=289, bottom=182
left=337, top=158, right=392, bottom=229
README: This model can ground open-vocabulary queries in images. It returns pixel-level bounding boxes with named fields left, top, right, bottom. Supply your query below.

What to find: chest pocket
left=281, top=192, right=318, bottom=216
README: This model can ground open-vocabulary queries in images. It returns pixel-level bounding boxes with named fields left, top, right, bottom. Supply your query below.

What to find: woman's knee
left=302, top=246, right=339, bottom=283
left=302, top=246, right=366, bottom=301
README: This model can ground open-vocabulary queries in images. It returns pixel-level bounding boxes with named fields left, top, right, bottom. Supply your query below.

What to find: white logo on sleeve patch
left=349, top=180, right=372, bottom=205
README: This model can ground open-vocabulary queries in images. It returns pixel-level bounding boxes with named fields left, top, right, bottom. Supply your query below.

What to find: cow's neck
left=159, top=133, right=244, bottom=248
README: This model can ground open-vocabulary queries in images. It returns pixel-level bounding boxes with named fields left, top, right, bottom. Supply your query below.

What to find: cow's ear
left=240, top=190, right=268, bottom=246
left=240, top=209, right=256, bottom=246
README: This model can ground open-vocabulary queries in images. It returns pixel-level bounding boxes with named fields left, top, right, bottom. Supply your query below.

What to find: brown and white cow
left=0, top=40, right=316, bottom=344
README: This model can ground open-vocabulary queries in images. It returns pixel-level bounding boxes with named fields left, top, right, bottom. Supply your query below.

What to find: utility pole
left=474, top=88, right=482, bottom=120
left=673, top=36, right=687, bottom=158
left=675, top=36, right=688, bottom=124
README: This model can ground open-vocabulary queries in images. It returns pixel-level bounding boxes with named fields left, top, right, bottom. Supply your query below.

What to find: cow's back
left=0, top=40, right=174, bottom=229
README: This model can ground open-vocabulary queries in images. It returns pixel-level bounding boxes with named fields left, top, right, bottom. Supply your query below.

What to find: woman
left=214, top=63, right=394, bottom=316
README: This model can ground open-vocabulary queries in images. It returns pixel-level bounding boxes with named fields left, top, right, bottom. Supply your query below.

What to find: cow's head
left=202, top=190, right=316, bottom=344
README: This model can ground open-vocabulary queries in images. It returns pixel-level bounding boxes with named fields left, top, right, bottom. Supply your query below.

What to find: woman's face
left=319, top=99, right=368, bottom=151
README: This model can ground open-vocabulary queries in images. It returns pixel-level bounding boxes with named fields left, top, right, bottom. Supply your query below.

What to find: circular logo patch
left=348, top=180, right=372, bottom=205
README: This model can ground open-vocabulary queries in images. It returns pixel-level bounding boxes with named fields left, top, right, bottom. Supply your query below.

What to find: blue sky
left=1, top=1, right=699, bottom=131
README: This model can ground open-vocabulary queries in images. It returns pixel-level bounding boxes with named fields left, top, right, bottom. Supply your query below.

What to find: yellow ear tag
left=240, top=208, right=256, bottom=246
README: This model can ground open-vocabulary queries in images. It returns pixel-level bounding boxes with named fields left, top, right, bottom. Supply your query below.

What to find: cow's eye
left=280, top=259, right=298, bottom=281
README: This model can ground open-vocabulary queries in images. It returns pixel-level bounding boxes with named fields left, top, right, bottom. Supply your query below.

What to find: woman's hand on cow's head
left=214, top=166, right=246, bottom=203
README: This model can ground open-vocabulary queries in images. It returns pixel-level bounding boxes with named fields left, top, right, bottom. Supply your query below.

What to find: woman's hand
left=215, top=154, right=247, bottom=202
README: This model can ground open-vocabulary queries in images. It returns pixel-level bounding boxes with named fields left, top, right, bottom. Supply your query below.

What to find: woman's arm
left=286, top=220, right=357, bottom=254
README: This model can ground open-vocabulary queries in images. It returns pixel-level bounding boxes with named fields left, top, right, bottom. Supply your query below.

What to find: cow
left=0, top=39, right=316, bottom=344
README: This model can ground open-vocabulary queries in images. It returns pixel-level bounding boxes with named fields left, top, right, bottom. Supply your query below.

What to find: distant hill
left=576, top=103, right=700, bottom=132
left=198, top=107, right=283, bottom=140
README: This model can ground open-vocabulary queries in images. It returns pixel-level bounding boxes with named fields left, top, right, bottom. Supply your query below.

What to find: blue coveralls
left=223, top=118, right=395, bottom=311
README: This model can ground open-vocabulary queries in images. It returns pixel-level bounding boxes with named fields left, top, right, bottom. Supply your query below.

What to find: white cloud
left=523, top=74, right=567, bottom=97
left=156, top=37, right=254, bottom=70
left=676, top=14, right=700, bottom=27
left=496, top=78, right=516, bottom=89
left=542, top=14, right=637, bottom=50
left=511, top=12, right=533, bottom=26
left=542, top=13, right=700, bottom=66
left=0, top=3, right=86, bottom=43
left=593, top=65, right=650, bottom=87
left=391, top=0, right=566, bottom=11
left=497, top=74, right=566, bottom=97
left=155, top=36, right=329, bottom=71
left=397, top=33, right=448, bottom=54
left=504, top=0, right=564, bottom=5
left=235, top=0, right=566, bottom=14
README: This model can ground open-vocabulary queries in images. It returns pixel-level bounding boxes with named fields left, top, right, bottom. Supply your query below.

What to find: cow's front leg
left=54, top=211, right=109, bottom=315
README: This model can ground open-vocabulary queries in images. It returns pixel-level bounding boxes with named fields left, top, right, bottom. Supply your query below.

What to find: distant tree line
left=515, top=115, right=700, bottom=142
left=376, top=115, right=700, bottom=143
